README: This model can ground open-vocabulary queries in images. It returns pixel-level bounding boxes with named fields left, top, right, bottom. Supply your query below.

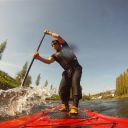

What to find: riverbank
left=114, top=94, right=128, bottom=99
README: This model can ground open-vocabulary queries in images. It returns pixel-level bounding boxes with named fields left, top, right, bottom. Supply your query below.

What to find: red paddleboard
left=0, top=105, right=128, bottom=128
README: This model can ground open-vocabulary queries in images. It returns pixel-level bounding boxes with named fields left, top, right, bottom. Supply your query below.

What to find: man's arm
left=37, top=56, right=55, bottom=64
left=33, top=52, right=55, bottom=64
left=44, top=29, right=65, bottom=44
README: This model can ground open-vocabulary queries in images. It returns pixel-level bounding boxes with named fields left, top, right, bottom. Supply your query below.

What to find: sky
left=0, top=0, right=128, bottom=94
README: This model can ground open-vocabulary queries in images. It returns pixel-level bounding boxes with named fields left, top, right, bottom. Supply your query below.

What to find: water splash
left=0, top=86, right=56, bottom=121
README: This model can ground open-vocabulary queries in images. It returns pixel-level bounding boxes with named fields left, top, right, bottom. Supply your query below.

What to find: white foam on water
left=0, top=86, right=56, bottom=119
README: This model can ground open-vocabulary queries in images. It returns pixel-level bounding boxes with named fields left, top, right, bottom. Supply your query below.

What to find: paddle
left=21, top=33, right=46, bottom=87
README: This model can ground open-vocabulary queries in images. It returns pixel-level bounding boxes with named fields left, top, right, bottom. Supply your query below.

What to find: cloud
left=0, top=61, right=21, bottom=77
left=0, top=61, right=20, bottom=69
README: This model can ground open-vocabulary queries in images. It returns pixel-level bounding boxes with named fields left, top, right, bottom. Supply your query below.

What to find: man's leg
left=70, top=66, right=82, bottom=114
left=73, top=95, right=79, bottom=107
left=59, top=71, right=70, bottom=111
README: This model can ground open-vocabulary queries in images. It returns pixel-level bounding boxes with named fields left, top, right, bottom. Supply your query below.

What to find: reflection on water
left=81, top=98, right=128, bottom=118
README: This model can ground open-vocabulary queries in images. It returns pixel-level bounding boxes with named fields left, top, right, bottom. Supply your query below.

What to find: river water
left=0, top=87, right=128, bottom=122
left=80, top=98, right=128, bottom=118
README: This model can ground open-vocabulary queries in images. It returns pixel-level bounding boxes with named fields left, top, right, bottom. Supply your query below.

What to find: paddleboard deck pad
left=48, top=110, right=89, bottom=119
left=0, top=105, right=128, bottom=128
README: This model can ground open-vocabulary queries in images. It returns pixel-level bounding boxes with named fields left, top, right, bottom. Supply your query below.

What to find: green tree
left=0, top=70, right=19, bottom=89
left=24, top=75, right=32, bottom=87
left=50, top=84, right=53, bottom=89
left=15, top=62, right=32, bottom=87
left=115, top=77, right=120, bottom=96
left=123, top=72, right=128, bottom=95
left=126, top=70, right=128, bottom=94
left=44, top=80, right=48, bottom=87
left=119, top=74, right=124, bottom=95
left=35, top=74, right=41, bottom=86
left=115, top=69, right=128, bottom=96
left=0, top=40, right=7, bottom=60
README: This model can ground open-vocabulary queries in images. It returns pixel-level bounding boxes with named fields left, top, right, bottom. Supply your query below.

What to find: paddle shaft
left=21, top=33, right=46, bottom=87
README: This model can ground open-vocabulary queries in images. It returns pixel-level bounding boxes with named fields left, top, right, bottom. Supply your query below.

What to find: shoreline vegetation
left=0, top=70, right=128, bottom=100
left=0, top=70, right=19, bottom=89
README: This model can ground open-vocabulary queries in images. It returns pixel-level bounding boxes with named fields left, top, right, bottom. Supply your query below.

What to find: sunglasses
left=51, top=42, right=58, bottom=47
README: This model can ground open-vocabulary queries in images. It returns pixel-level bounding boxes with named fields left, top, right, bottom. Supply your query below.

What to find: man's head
left=51, top=40, right=61, bottom=50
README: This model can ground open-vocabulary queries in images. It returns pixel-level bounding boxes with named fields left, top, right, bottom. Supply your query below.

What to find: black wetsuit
left=52, top=42, right=82, bottom=107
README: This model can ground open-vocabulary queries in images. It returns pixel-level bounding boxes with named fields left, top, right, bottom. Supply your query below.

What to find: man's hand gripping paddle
left=21, top=33, right=46, bottom=87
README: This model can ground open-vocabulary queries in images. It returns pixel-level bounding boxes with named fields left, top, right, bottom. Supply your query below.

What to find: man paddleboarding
left=33, top=29, right=82, bottom=114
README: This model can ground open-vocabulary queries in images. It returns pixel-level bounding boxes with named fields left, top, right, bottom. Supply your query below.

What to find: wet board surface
left=48, top=110, right=90, bottom=119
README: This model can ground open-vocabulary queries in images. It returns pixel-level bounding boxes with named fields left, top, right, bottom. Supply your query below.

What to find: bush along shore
left=0, top=70, right=19, bottom=90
